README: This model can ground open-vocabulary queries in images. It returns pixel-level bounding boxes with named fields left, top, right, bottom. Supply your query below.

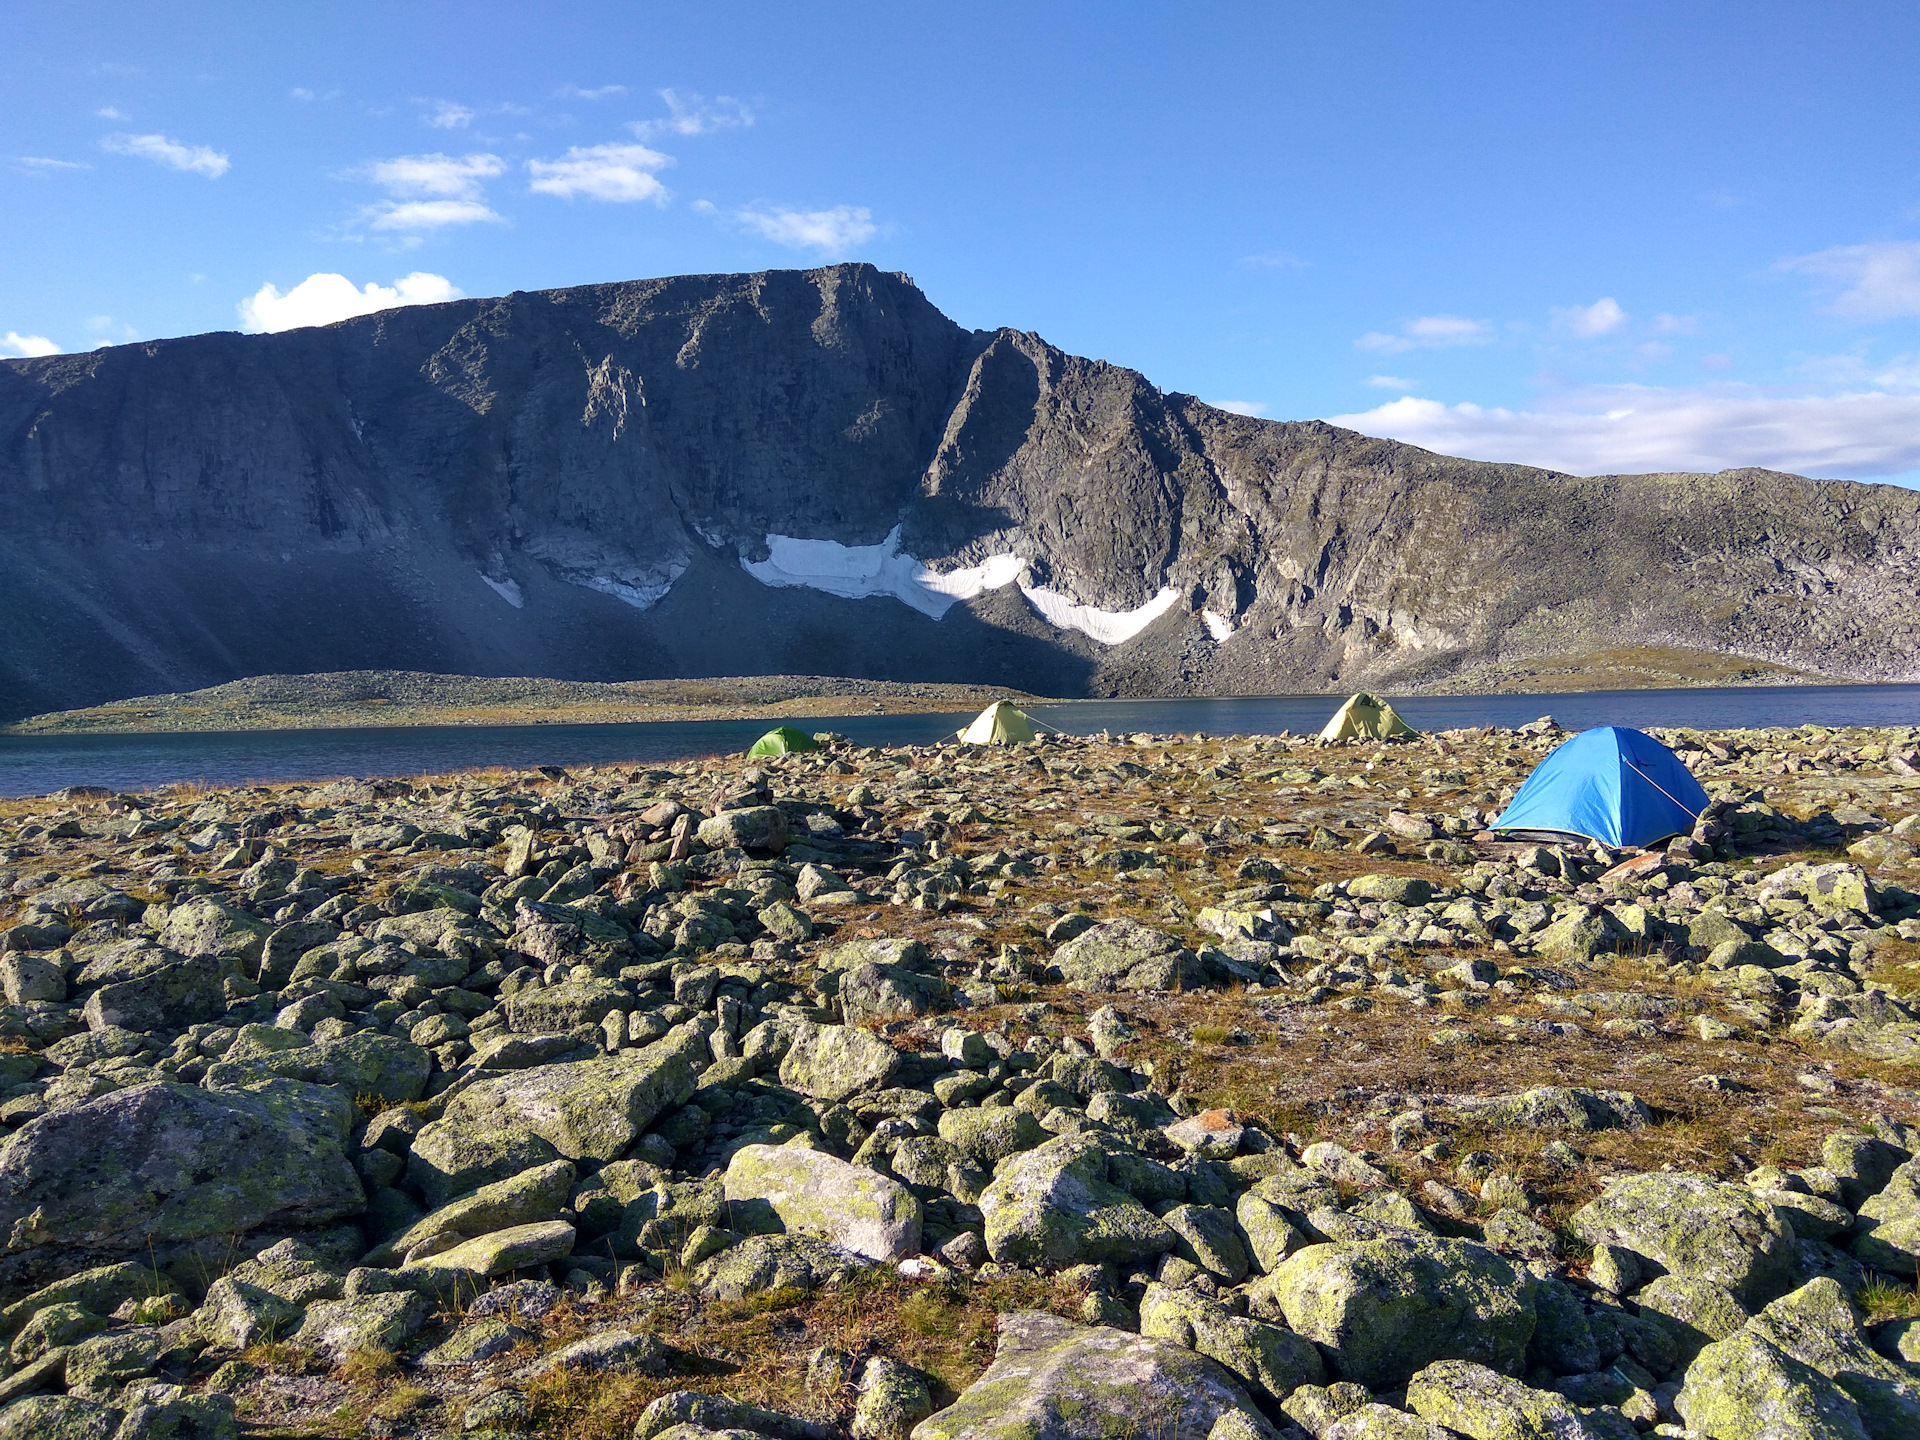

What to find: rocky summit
left=0, top=721, right=1916, bottom=1436
left=6, top=263, right=1920, bottom=722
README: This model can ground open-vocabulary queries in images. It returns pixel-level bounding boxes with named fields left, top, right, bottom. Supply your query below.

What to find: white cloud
left=732, top=204, right=877, bottom=256
left=559, top=83, right=628, bottom=100
left=101, top=132, right=229, bottom=177
left=1782, top=240, right=1920, bottom=321
left=94, top=106, right=127, bottom=120
left=1208, top=400, right=1267, bottom=416
left=1356, top=314, right=1493, bottom=354
left=84, top=315, right=138, bottom=342
left=237, top=271, right=462, bottom=333
left=1236, top=250, right=1309, bottom=269
left=1364, top=374, right=1416, bottom=389
left=1328, top=383, right=1920, bottom=481
left=1652, top=312, right=1699, bottom=336
left=290, top=88, right=314, bottom=102
left=526, top=142, right=670, bottom=202
left=366, top=151, right=503, bottom=199
left=1552, top=296, right=1627, bottom=337
left=365, top=199, right=503, bottom=232
left=425, top=100, right=475, bottom=130
left=16, top=156, right=88, bottom=173
left=633, top=89, right=753, bottom=140
left=0, top=332, right=60, bottom=358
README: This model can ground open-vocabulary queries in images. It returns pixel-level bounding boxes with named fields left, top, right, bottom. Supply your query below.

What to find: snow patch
left=1202, top=609, right=1236, bottom=642
left=480, top=574, right=524, bottom=609
left=739, top=526, right=1180, bottom=645
left=1021, top=584, right=1182, bottom=645
left=742, top=527, right=1026, bottom=620
left=579, top=563, right=684, bottom=610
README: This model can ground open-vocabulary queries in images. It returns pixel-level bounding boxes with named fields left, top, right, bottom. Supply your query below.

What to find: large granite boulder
left=1569, top=1171, right=1800, bottom=1306
left=1049, top=920, right=1204, bottom=993
left=724, top=1144, right=922, bottom=1262
left=912, top=1311, right=1272, bottom=1440
left=977, top=1135, right=1176, bottom=1268
left=1268, top=1235, right=1537, bottom=1389
left=0, top=1081, right=362, bottom=1269
left=203, top=1031, right=430, bottom=1104
left=778, top=1022, right=903, bottom=1102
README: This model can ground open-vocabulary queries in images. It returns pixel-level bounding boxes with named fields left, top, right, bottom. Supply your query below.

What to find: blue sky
left=7, top=2, right=1920, bottom=484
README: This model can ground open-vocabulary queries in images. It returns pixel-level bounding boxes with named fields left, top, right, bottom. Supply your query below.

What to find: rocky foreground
left=0, top=720, right=1919, bottom=1439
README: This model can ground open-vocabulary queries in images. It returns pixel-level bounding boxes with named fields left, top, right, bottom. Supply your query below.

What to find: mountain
left=3, top=262, right=1918, bottom=722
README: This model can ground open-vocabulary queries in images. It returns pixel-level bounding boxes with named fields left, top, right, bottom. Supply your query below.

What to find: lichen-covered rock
left=1, top=1262, right=180, bottom=1338
left=0, top=1394, right=121, bottom=1439
left=161, top=900, right=271, bottom=969
left=1676, top=1329, right=1870, bottom=1440
left=369, top=1159, right=577, bottom=1265
left=910, top=1311, right=1271, bottom=1440
left=1322, top=1404, right=1452, bottom=1439
left=1633, top=1274, right=1748, bottom=1365
left=405, top=1220, right=575, bottom=1277
left=63, top=1327, right=164, bottom=1401
left=504, top=978, right=632, bottom=1035
left=195, top=1276, right=304, bottom=1348
left=425, top=1024, right=701, bottom=1165
left=406, top=1120, right=562, bottom=1210
left=937, top=1109, right=1044, bottom=1169
left=111, top=1387, right=238, bottom=1440
left=1405, top=1359, right=1616, bottom=1439
left=1139, top=1282, right=1325, bottom=1402
left=0, top=1081, right=361, bottom=1266
left=634, top=1390, right=825, bottom=1440
left=977, top=1134, right=1176, bottom=1268
left=698, top=805, right=789, bottom=854
left=839, top=965, right=950, bottom=1025
left=1161, top=1204, right=1251, bottom=1284
left=854, top=1357, right=936, bottom=1440
left=81, top=955, right=227, bottom=1035
left=293, top=1291, right=428, bottom=1364
left=203, top=1030, right=430, bottom=1103
left=1236, top=1192, right=1306, bottom=1274
left=1569, top=1171, right=1799, bottom=1306
left=1477, top=1087, right=1651, bottom=1132
left=1050, top=919, right=1204, bottom=993
left=779, top=1022, right=904, bottom=1102
left=724, top=1144, right=922, bottom=1261
left=1853, top=1158, right=1920, bottom=1271
left=1758, top=862, right=1876, bottom=918
left=1747, top=1277, right=1920, bottom=1440
left=695, top=1233, right=861, bottom=1301
left=1270, top=1235, right=1537, bottom=1389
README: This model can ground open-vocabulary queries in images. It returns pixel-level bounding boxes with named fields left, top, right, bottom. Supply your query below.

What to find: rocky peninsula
left=0, top=718, right=1917, bottom=1439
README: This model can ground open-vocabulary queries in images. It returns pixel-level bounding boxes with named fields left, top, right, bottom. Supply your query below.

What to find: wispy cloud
left=559, top=83, right=628, bottom=101
left=729, top=204, right=876, bottom=256
left=1652, top=313, right=1699, bottom=336
left=1329, top=383, right=1920, bottom=481
left=238, top=271, right=462, bottom=333
left=101, top=132, right=229, bottom=178
left=1551, top=296, right=1627, bottom=337
left=1236, top=250, right=1309, bottom=270
left=424, top=100, right=475, bottom=130
left=1356, top=315, right=1493, bottom=354
left=0, top=332, right=60, bottom=358
left=366, top=200, right=502, bottom=233
left=633, top=89, right=753, bottom=140
left=1364, top=374, right=1416, bottom=390
left=1782, top=240, right=1920, bottom=321
left=84, top=316, right=138, bottom=343
left=527, top=142, right=670, bottom=202
left=16, top=156, right=88, bottom=174
left=94, top=106, right=127, bottom=120
left=1208, top=400, right=1267, bottom=416
left=367, top=151, right=503, bottom=199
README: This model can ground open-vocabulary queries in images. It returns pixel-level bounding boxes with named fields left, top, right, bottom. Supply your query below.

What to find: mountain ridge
left=2, top=262, right=1916, bottom=722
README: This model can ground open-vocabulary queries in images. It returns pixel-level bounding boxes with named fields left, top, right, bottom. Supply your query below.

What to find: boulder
left=1758, top=862, right=1876, bottom=918
left=1050, top=920, right=1204, bottom=993
left=1348, top=875, right=1432, bottom=905
left=404, top=1220, right=575, bottom=1277
left=839, top=965, right=950, bottom=1025
left=1853, top=1158, right=1920, bottom=1271
left=724, top=1144, right=922, bottom=1262
left=81, top=956, right=226, bottom=1035
left=698, top=807, right=788, bottom=854
left=195, top=1276, right=303, bottom=1348
left=504, top=979, right=632, bottom=1035
left=1676, top=1329, right=1870, bottom=1440
left=203, top=1031, right=430, bottom=1104
left=937, top=1110, right=1045, bottom=1170
left=0, top=1395, right=121, bottom=1439
left=1270, top=1235, right=1537, bottom=1389
left=1747, top=1277, right=1920, bottom=1440
left=1633, top=1274, right=1748, bottom=1364
left=1477, top=1087, right=1651, bottom=1132
left=0, top=1081, right=361, bottom=1263
left=406, top=1122, right=562, bottom=1211
left=294, top=1291, right=428, bottom=1365
left=1405, top=1360, right=1615, bottom=1439
left=1139, top=1283, right=1325, bottom=1401
left=779, top=1023, right=904, bottom=1102
left=911, top=1311, right=1271, bottom=1440
left=1569, top=1171, right=1800, bottom=1306
left=368, top=1159, right=576, bottom=1265
left=425, top=1024, right=701, bottom=1164
left=977, top=1135, right=1176, bottom=1268
left=695, top=1233, right=861, bottom=1301
left=161, top=900, right=270, bottom=969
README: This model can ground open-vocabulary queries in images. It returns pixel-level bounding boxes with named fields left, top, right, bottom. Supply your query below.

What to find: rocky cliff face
left=2, top=262, right=1917, bottom=721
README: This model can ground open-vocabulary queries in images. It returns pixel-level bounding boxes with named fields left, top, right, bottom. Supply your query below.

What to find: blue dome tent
left=1493, top=726, right=1710, bottom=849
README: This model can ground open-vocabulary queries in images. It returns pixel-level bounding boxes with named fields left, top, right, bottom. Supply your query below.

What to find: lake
left=3, top=683, right=1917, bottom=799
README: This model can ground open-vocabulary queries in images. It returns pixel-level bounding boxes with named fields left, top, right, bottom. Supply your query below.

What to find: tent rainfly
left=1493, top=725, right=1709, bottom=849
left=746, top=725, right=822, bottom=757
left=957, top=701, right=1037, bottom=745
left=1319, top=692, right=1416, bottom=742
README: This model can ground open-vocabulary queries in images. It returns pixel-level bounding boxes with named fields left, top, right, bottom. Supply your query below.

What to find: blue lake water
left=2, top=683, right=1918, bottom=799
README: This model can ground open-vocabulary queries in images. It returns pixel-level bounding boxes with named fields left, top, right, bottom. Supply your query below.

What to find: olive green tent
left=957, top=701, right=1037, bottom=745
left=746, top=725, right=822, bottom=757
left=1318, top=692, right=1416, bottom=742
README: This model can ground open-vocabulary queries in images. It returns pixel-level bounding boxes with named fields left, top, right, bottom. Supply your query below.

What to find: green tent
left=957, top=700, right=1037, bottom=745
left=746, top=725, right=822, bottom=757
left=1318, top=692, right=1416, bottom=742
